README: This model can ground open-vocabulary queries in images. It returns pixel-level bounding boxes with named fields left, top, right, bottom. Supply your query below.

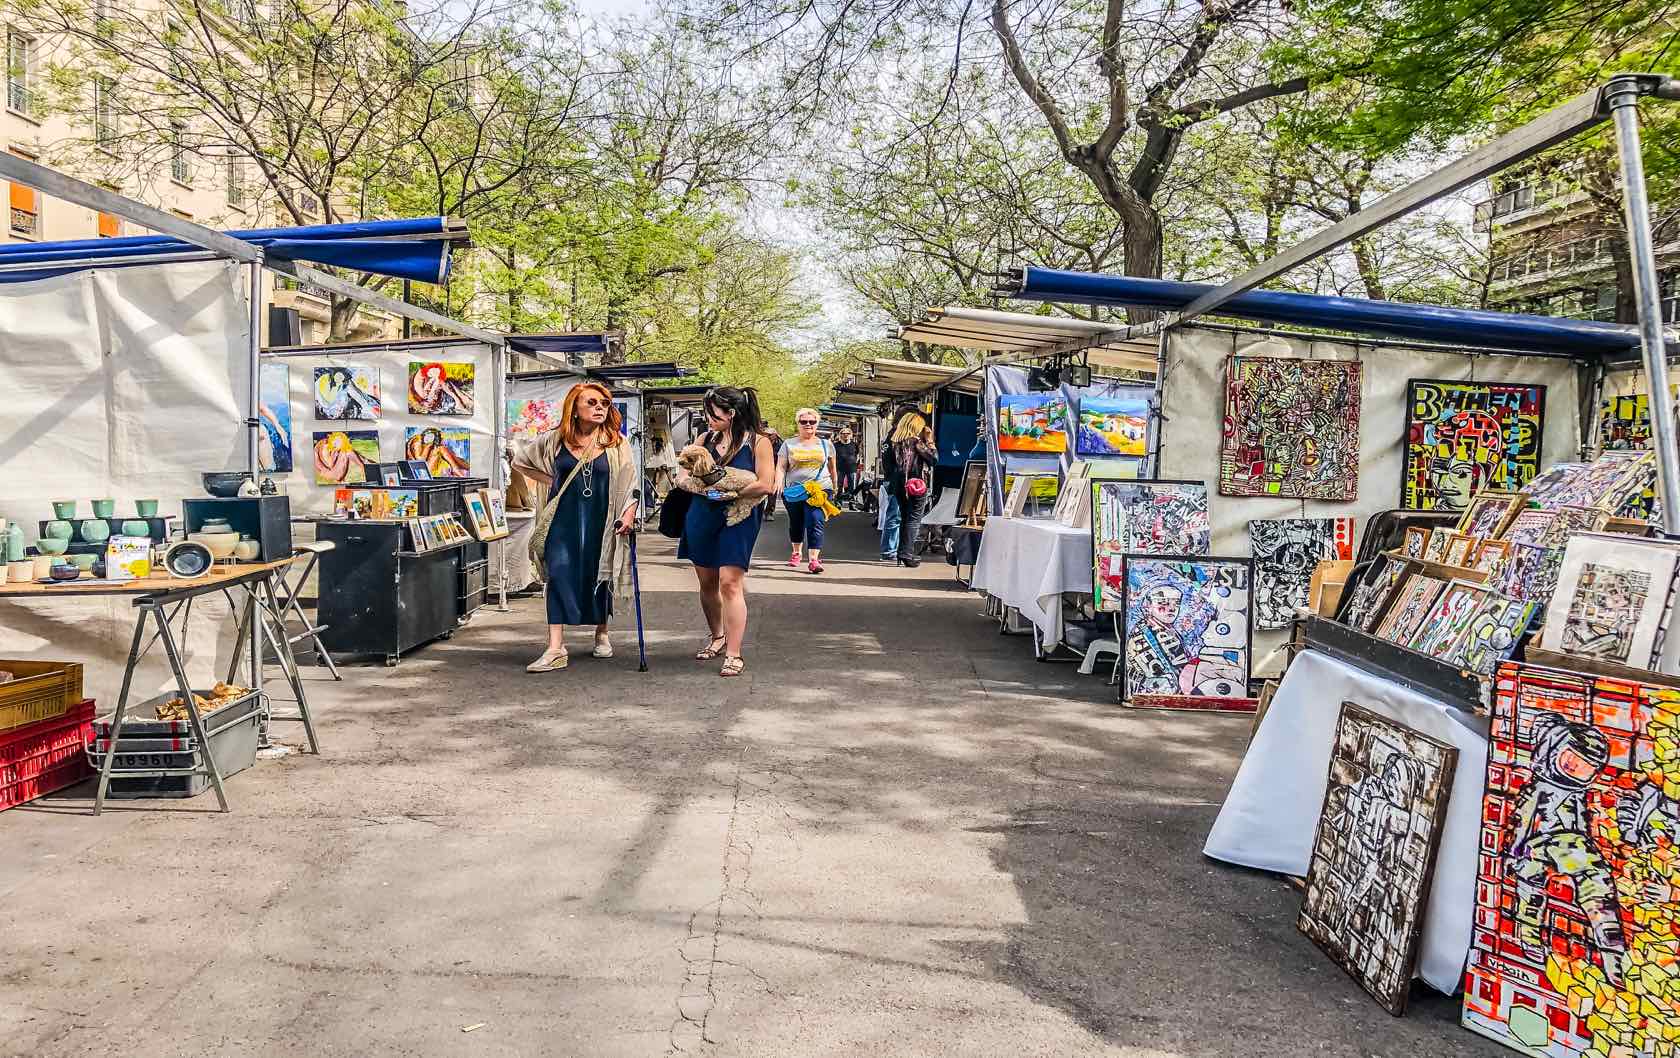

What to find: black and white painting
left=1249, top=517, right=1354, bottom=630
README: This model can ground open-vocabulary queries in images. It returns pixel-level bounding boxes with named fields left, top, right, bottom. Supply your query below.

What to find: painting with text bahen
left=1220, top=357, right=1360, bottom=500
left=1119, top=556, right=1251, bottom=702
left=1249, top=517, right=1355, bottom=630
left=1299, top=702, right=1456, bottom=1015
left=1402, top=379, right=1545, bottom=512
left=1463, top=663, right=1680, bottom=1057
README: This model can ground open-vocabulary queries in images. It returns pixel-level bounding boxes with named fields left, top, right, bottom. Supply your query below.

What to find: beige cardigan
left=511, top=430, right=636, bottom=600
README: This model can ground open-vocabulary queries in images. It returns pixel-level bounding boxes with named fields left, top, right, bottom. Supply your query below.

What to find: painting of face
left=403, top=426, right=471, bottom=478
left=1119, top=556, right=1252, bottom=703
left=408, top=360, right=476, bottom=415
left=313, top=430, right=378, bottom=485
left=1402, top=380, right=1545, bottom=512
left=313, top=365, right=381, bottom=420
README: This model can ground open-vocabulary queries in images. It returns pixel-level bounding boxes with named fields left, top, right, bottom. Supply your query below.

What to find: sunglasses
left=579, top=397, right=609, bottom=408
left=797, top=419, right=818, bottom=425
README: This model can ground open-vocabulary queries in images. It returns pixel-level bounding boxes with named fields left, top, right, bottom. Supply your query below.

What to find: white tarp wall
left=264, top=339, right=498, bottom=517
left=505, top=374, right=644, bottom=483
left=1158, top=324, right=1585, bottom=672
left=0, top=260, right=250, bottom=701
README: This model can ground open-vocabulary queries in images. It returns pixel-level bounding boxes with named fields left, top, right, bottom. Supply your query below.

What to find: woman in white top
left=777, top=408, right=838, bottom=574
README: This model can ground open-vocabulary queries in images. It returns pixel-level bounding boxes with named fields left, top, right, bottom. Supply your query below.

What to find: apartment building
left=0, top=20, right=396, bottom=344
left=1476, top=160, right=1680, bottom=324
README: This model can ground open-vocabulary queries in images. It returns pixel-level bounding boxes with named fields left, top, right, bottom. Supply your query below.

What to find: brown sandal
left=695, top=634, right=726, bottom=660
left=720, top=655, right=745, bottom=677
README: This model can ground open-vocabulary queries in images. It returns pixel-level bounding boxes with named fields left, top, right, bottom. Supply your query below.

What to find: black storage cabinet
left=183, top=496, right=293, bottom=561
left=315, top=521, right=464, bottom=665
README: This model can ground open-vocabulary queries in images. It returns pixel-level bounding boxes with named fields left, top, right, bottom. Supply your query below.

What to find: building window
left=170, top=121, right=190, bottom=184
left=226, top=156, right=245, bottom=206
left=97, top=210, right=119, bottom=238
left=297, top=190, right=320, bottom=217
left=93, top=77, right=117, bottom=148
left=6, top=30, right=35, bottom=118
left=8, top=148, right=38, bottom=238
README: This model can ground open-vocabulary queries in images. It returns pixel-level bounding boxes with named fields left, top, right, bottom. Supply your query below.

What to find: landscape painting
left=1076, top=396, right=1148, bottom=457
left=998, top=393, right=1069, bottom=453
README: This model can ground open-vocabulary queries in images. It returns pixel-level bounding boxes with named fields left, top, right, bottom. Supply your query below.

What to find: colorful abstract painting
left=1076, top=396, right=1148, bottom=457
left=313, top=365, right=381, bottom=420
left=312, top=430, right=378, bottom=485
left=258, top=361, right=292, bottom=473
left=1342, top=556, right=1408, bottom=633
left=1119, top=556, right=1251, bottom=701
left=1599, top=386, right=1676, bottom=451
left=1541, top=535, right=1680, bottom=668
left=1503, top=509, right=1560, bottom=547
left=1440, top=593, right=1539, bottom=675
left=997, top=393, right=1069, bottom=453
left=1092, top=481, right=1211, bottom=612
left=1402, top=379, right=1546, bottom=512
left=1527, top=454, right=1654, bottom=515
left=507, top=398, right=562, bottom=444
left=1373, top=575, right=1446, bottom=645
left=1458, top=492, right=1523, bottom=538
left=404, top=426, right=471, bottom=478
left=1219, top=357, right=1361, bottom=500
left=1463, top=663, right=1680, bottom=1056
left=1408, top=581, right=1489, bottom=656
left=1491, top=543, right=1566, bottom=607
left=1249, top=517, right=1355, bottom=630
left=408, top=360, right=476, bottom=415
left=1299, top=702, right=1456, bottom=1015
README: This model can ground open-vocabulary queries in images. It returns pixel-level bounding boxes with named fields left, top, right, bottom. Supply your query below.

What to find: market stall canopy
left=0, top=217, right=465, bottom=285
left=835, top=357, right=982, bottom=406
left=506, top=332, right=617, bottom=362
left=898, top=306, right=1159, bottom=375
left=588, top=361, right=694, bottom=383
left=1005, top=267, right=1658, bottom=359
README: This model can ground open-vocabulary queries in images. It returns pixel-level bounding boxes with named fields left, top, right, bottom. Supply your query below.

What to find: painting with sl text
left=1299, top=702, right=1455, bottom=1016
left=1402, top=379, right=1545, bottom=512
left=1220, top=357, right=1361, bottom=501
left=1248, top=517, right=1355, bottom=630
left=1463, top=663, right=1680, bottom=1057
left=1119, top=556, right=1251, bottom=702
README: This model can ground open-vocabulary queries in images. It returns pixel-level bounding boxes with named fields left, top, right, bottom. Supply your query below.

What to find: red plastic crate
left=0, top=698, right=93, bottom=811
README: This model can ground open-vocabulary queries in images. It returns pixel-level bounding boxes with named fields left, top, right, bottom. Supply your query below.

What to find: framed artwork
left=463, top=492, right=496, bottom=540
left=1341, top=556, right=1408, bottom=633
left=997, top=393, right=1069, bottom=453
left=404, top=426, right=471, bottom=478
left=312, top=429, right=379, bottom=485
left=1002, top=475, right=1036, bottom=518
left=1373, top=575, right=1446, bottom=645
left=313, top=365, right=381, bottom=420
left=408, top=360, right=476, bottom=415
left=380, top=467, right=402, bottom=487
left=1402, top=526, right=1431, bottom=558
left=1422, top=528, right=1452, bottom=563
left=1052, top=465, right=1094, bottom=528
left=1470, top=538, right=1512, bottom=574
left=258, top=361, right=293, bottom=473
left=1457, top=492, right=1524, bottom=538
left=1092, top=480, right=1212, bottom=612
left=1248, top=517, right=1355, bottom=630
left=1490, top=542, right=1565, bottom=606
left=1076, top=395, right=1149, bottom=457
left=1299, top=702, right=1456, bottom=1016
left=387, top=489, right=419, bottom=520
left=1442, top=532, right=1477, bottom=568
left=1219, top=356, right=1360, bottom=500
left=406, top=519, right=425, bottom=551
left=1539, top=505, right=1610, bottom=547
left=481, top=488, right=509, bottom=535
left=1540, top=533, right=1680, bottom=666
left=1002, top=471, right=1059, bottom=503
left=506, top=398, right=561, bottom=443
left=1501, top=508, right=1558, bottom=546
left=1463, top=663, right=1680, bottom=1056
left=1438, top=593, right=1538, bottom=674
left=331, top=488, right=372, bottom=519
left=1119, top=556, right=1252, bottom=702
left=1598, top=390, right=1674, bottom=450
left=1524, top=453, right=1648, bottom=513
left=400, top=459, right=432, bottom=481
left=956, top=460, right=987, bottom=522
left=1407, top=581, right=1490, bottom=657
left=1401, top=379, right=1545, bottom=512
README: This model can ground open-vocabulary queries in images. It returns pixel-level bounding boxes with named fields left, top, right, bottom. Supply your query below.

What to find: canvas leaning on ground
left=1118, top=556, right=1252, bottom=702
left=1091, top=480, right=1212, bottom=612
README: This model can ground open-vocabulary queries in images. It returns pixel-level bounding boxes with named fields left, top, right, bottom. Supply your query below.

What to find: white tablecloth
left=1203, top=649, right=1489, bottom=995
left=969, top=517, right=1092, bottom=647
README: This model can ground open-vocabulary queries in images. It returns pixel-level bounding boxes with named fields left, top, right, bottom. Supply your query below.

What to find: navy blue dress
left=679, top=435, right=763, bottom=570
left=544, top=447, right=613, bottom=625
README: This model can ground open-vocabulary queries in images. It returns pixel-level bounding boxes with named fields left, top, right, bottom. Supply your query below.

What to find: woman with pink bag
left=879, top=406, right=937, bottom=568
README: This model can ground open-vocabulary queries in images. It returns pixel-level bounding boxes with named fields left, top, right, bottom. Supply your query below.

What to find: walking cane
left=629, top=530, right=649, bottom=672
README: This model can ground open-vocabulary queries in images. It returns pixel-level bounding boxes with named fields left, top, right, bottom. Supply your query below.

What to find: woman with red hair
left=511, top=382, right=639, bottom=672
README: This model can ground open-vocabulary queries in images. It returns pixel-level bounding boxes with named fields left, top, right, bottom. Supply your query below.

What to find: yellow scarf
left=802, top=480, right=841, bottom=518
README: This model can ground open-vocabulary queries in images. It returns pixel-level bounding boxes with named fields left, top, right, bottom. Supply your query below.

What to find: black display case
left=183, top=496, right=293, bottom=561
left=315, top=521, right=466, bottom=665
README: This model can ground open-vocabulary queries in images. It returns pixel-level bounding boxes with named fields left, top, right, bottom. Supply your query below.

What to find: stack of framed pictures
left=407, top=513, right=471, bottom=553
left=463, top=488, right=510, bottom=542
left=331, top=487, right=420, bottom=521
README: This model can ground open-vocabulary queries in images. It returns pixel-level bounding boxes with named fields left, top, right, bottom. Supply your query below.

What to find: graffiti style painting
left=1599, top=387, right=1676, bottom=451
left=258, top=361, right=292, bottom=473
left=1220, top=357, right=1361, bottom=500
left=1249, top=517, right=1355, bottom=630
left=1076, top=396, right=1149, bottom=457
left=1541, top=535, right=1680, bottom=668
left=997, top=393, right=1069, bottom=453
left=407, top=360, right=476, bottom=415
left=1402, top=379, right=1545, bottom=512
left=1341, top=556, right=1408, bottom=633
left=313, top=365, right=381, bottom=420
left=1373, top=575, right=1446, bottom=645
left=1299, top=702, right=1456, bottom=1015
left=1458, top=492, right=1523, bottom=538
left=1559, top=564, right=1652, bottom=663
left=1503, top=509, right=1559, bottom=547
left=1120, top=556, right=1251, bottom=702
left=404, top=426, right=471, bottom=478
left=1091, top=481, right=1211, bottom=612
left=1407, top=582, right=1490, bottom=656
left=506, top=398, right=562, bottom=444
left=1462, top=663, right=1680, bottom=1057
left=1492, top=543, right=1565, bottom=607
left=1440, top=593, right=1539, bottom=675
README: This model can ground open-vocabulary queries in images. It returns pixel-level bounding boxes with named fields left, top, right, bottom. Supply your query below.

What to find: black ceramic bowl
left=202, top=471, right=251, bottom=498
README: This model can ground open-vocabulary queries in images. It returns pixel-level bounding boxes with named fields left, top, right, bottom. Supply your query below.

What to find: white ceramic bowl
left=233, top=539, right=261, bottom=561
left=188, top=531, right=239, bottom=560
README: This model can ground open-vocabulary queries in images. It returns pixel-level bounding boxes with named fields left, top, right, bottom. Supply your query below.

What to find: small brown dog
left=676, top=444, right=759, bottom=526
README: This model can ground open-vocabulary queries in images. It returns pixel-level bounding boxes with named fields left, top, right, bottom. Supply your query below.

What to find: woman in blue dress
left=512, top=382, right=639, bottom=673
left=678, top=386, right=776, bottom=677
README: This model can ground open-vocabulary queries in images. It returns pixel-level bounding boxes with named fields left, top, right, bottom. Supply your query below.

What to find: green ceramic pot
left=51, top=500, right=77, bottom=520
left=135, top=499, right=159, bottom=518
left=34, top=537, right=68, bottom=556
left=91, top=498, right=115, bottom=519
left=120, top=519, right=150, bottom=537
left=66, top=553, right=97, bottom=572
left=79, top=518, right=110, bottom=544
left=43, top=519, right=73, bottom=540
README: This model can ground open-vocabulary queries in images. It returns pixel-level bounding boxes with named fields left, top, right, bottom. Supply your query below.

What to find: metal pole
left=1608, top=76, right=1680, bottom=535
left=492, top=339, right=509, bottom=610
left=247, top=262, right=263, bottom=476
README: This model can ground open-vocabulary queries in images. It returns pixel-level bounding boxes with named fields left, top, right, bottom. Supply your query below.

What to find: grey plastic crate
left=88, top=689, right=261, bottom=799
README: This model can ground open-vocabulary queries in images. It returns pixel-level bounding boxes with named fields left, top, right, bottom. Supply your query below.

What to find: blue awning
left=1012, top=267, right=1644, bottom=358
left=506, top=333, right=612, bottom=357
left=0, top=217, right=455, bottom=285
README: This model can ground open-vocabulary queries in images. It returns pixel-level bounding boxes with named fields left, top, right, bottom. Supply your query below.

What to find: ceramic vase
left=120, top=519, right=150, bottom=537
left=51, top=500, right=77, bottom=520
left=80, top=518, right=110, bottom=544
left=202, top=518, right=234, bottom=534
left=3, top=521, right=22, bottom=562
left=233, top=536, right=261, bottom=561
left=135, top=499, right=159, bottom=518
left=91, top=498, right=115, bottom=519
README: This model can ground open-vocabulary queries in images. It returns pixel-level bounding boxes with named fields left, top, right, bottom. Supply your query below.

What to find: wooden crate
left=0, top=660, right=85, bottom=734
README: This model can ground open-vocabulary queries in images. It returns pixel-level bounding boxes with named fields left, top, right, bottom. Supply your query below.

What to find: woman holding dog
left=680, top=386, right=776, bottom=677
left=778, top=408, right=837, bottom=574
left=511, top=382, right=638, bottom=673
